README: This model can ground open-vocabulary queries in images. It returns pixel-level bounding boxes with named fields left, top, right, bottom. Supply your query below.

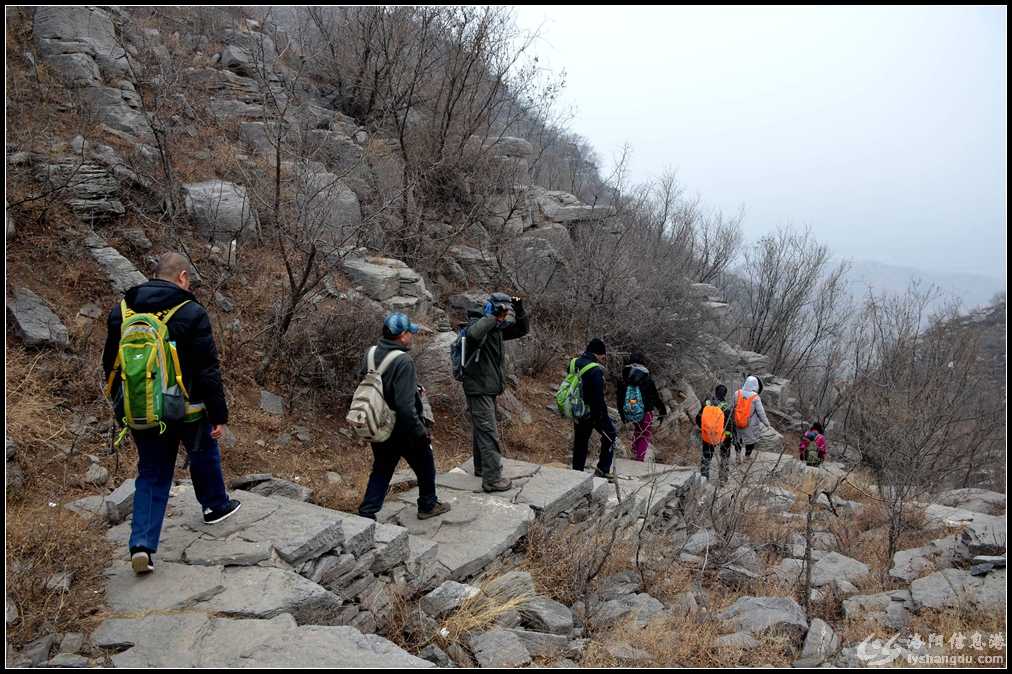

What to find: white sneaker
left=131, top=551, right=154, bottom=575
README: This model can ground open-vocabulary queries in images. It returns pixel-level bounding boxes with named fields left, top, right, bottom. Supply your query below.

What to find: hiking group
left=103, top=251, right=812, bottom=576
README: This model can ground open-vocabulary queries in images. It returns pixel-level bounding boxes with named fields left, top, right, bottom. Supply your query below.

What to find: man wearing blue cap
left=461, top=292, right=529, bottom=492
left=357, top=313, right=451, bottom=520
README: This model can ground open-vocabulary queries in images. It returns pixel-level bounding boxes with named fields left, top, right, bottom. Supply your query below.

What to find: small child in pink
left=799, top=422, right=828, bottom=466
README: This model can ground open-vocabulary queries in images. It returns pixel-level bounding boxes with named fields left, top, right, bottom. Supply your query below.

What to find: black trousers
left=701, top=438, right=733, bottom=480
left=573, top=414, right=617, bottom=474
left=358, top=435, right=437, bottom=519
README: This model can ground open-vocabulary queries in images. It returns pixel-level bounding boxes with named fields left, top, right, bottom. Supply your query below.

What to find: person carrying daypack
left=570, top=338, right=618, bottom=480
left=460, top=293, right=529, bottom=493
left=102, top=252, right=240, bottom=575
left=616, top=351, right=667, bottom=462
left=356, top=313, right=451, bottom=521
left=695, top=384, right=732, bottom=482
left=729, top=375, right=772, bottom=460
left=799, top=422, right=828, bottom=466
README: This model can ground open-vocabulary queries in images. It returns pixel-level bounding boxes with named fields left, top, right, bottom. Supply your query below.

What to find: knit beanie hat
left=587, top=338, right=607, bottom=356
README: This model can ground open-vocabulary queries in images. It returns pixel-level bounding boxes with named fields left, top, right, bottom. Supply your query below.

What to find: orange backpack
left=734, top=391, right=755, bottom=429
left=700, top=403, right=726, bottom=445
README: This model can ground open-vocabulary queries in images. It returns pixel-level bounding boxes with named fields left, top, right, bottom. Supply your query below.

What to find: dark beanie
left=587, top=338, right=607, bottom=355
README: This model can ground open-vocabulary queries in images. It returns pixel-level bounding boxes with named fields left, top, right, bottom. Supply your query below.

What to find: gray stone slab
left=372, top=523, right=410, bottom=573
left=810, top=552, right=870, bottom=588
left=421, top=580, right=481, bottom=618
left=841, top=590, right=914, bottom=631
left=923, top=504, right=1006, bottom=555
left=184, top=538, right=272, bottom=566
left=332, top=511, right=376, bottom=557
left=198, top=566, right=343, bottom=624
left=469, top=628, right=532, bottom=668
left=457, top=457, right=542, bottom=481
left=390, top=487, right=534, bottom=580
left=436, top=471, right=485, bottom=492
left=717, top=596, right=808, bottom=641
left=506, top=629, right=569, bottom=657
left=520, top=596, right=574, bottom=635
left=104, top=478, right=136, bottom=524
left=910, top=568, right=1006, bottom=611
left=8, top=287, right=69, bottom=348
left=104, top=562, right=225, bottom=614
left=515, top=466, right=593, bottom=518
left=224, top=625, right=434, bottom=667
left=230, top=496, right=345, bottom=566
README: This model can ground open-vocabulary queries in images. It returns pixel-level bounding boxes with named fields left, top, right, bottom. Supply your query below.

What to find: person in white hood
left=729, top=375, right=771, bottom=459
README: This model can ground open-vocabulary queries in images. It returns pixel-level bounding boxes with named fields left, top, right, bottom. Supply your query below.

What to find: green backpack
left=555, top=358, right=602, bottom=419
left=105, top=300, right=204, bottom=432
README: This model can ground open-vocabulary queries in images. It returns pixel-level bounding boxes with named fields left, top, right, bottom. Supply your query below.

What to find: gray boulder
left=890, top=536, right=970, bottom=582
left=910, top=568, right=1006, bottom=611
left=933, top=488, right=1005, bottom=515
left=842, top=589, right=914, bottom=631
left=79, top=85, right=151, bottom=141
left=717, top=596, right=807, bottom=641
left=250, top=478, right=313, bottom=503
left=84, top=235, right=147, bottom=294
left=183, top=181, right=260, bottom=242
left=519, top=596, right=574, bottom=635
left=296, top=171, right=363, bottom=243
left=715, top=632, right=760, bottom=650
left=33, top=6, right=129, bottom=79
left=421, top=580, right=480, bottom=619
left=8, top=287, right=69, bottom=348
left=468, top=628, right=531, bottom=668
left=593, top=593, right=666, bottom=629
left=605, top=641, right=653, bottom=663
left=259, top=390, right=285, bottom=416
left=810, top=552, right=869, bottom=588
left=796, top=618, right=839, bottom=666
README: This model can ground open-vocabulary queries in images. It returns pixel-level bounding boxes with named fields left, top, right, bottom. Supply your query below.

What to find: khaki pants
left=466, top=394, right=502, bottom=486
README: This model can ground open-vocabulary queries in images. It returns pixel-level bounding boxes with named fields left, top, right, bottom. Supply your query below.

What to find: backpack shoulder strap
left=367, top=346, right=378, bottom=372
left=577, top=362, right=601, bottom=377
left=375, top=349, right=405, bottom=376
left=160, top=300, right=191, bottom=325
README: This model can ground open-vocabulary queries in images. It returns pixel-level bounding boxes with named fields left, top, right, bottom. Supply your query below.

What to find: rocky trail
left=7, top=446, right=997, bottom=668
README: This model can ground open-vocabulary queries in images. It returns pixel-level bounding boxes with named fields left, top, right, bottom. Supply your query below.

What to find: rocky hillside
left=5, top=6, right=1006, bottom=669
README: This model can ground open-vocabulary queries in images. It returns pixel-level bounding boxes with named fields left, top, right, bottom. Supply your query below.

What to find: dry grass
left=578, top=613, right=796, bottom=668
left=5, top=502, right=115, bottom=647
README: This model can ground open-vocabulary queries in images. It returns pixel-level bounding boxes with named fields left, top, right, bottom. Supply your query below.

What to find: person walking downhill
left=102, top=252, right=240, bottom=575
left=355, top=313, right=451, bottom=521
left=571, top=339, right=618, bottom=480
left=616, top=351, right=667, bottom=462
left=695, top=384, right=733, bottom=484
left=799, top=422, right=828, bottom=466
left=729, top=375, right=772, bottom=460
left=461, top=293, right=529, bottom=493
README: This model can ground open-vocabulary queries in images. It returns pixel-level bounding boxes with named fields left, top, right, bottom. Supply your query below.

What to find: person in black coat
left=572, top=338, right=617, bottom=479
left=102, top=252, right=239, bottom=575
left=616, top=351, right=668, bottom=461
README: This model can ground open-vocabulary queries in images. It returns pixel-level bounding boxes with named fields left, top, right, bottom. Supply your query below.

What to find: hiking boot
left=482, top=478, right=513, bottom=493
left=418, top=501, right=452, bottom=520
left=130, top=549, right=154, bottom=575
left=593, top=467, right=616, bottom=483
left=203, top=499, right=242, bottom=524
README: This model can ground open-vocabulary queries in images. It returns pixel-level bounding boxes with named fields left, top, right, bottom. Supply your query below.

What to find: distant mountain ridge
left=842, top=258, right=1005, bottom=311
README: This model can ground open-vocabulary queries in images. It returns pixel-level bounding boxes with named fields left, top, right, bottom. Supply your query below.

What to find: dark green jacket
left=462, top=302, right=529, bottom=397
left=360, top=338, right=427, bottom=440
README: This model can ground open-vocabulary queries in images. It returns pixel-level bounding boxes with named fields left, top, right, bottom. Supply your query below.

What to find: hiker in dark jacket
left=461, top=292, right=529, bottom=493
left=695, top=384, right=733, bottom=482
left=102, top=252, right=239, bottom=575
left=358, top=313, right=451, bottom=521
left=572, top=338, right=618, bottom=479
left=616, top=351, right=667, bottom=462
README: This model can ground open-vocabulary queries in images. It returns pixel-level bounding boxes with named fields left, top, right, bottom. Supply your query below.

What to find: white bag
left=346, top=346, right=405, bottom=443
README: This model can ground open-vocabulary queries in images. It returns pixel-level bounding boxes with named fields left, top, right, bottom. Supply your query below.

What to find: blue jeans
left=129, top=421, right=229, bottom=553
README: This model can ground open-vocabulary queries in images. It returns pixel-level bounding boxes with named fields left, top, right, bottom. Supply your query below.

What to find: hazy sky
left=511, top=6, right=1007, bottom=280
